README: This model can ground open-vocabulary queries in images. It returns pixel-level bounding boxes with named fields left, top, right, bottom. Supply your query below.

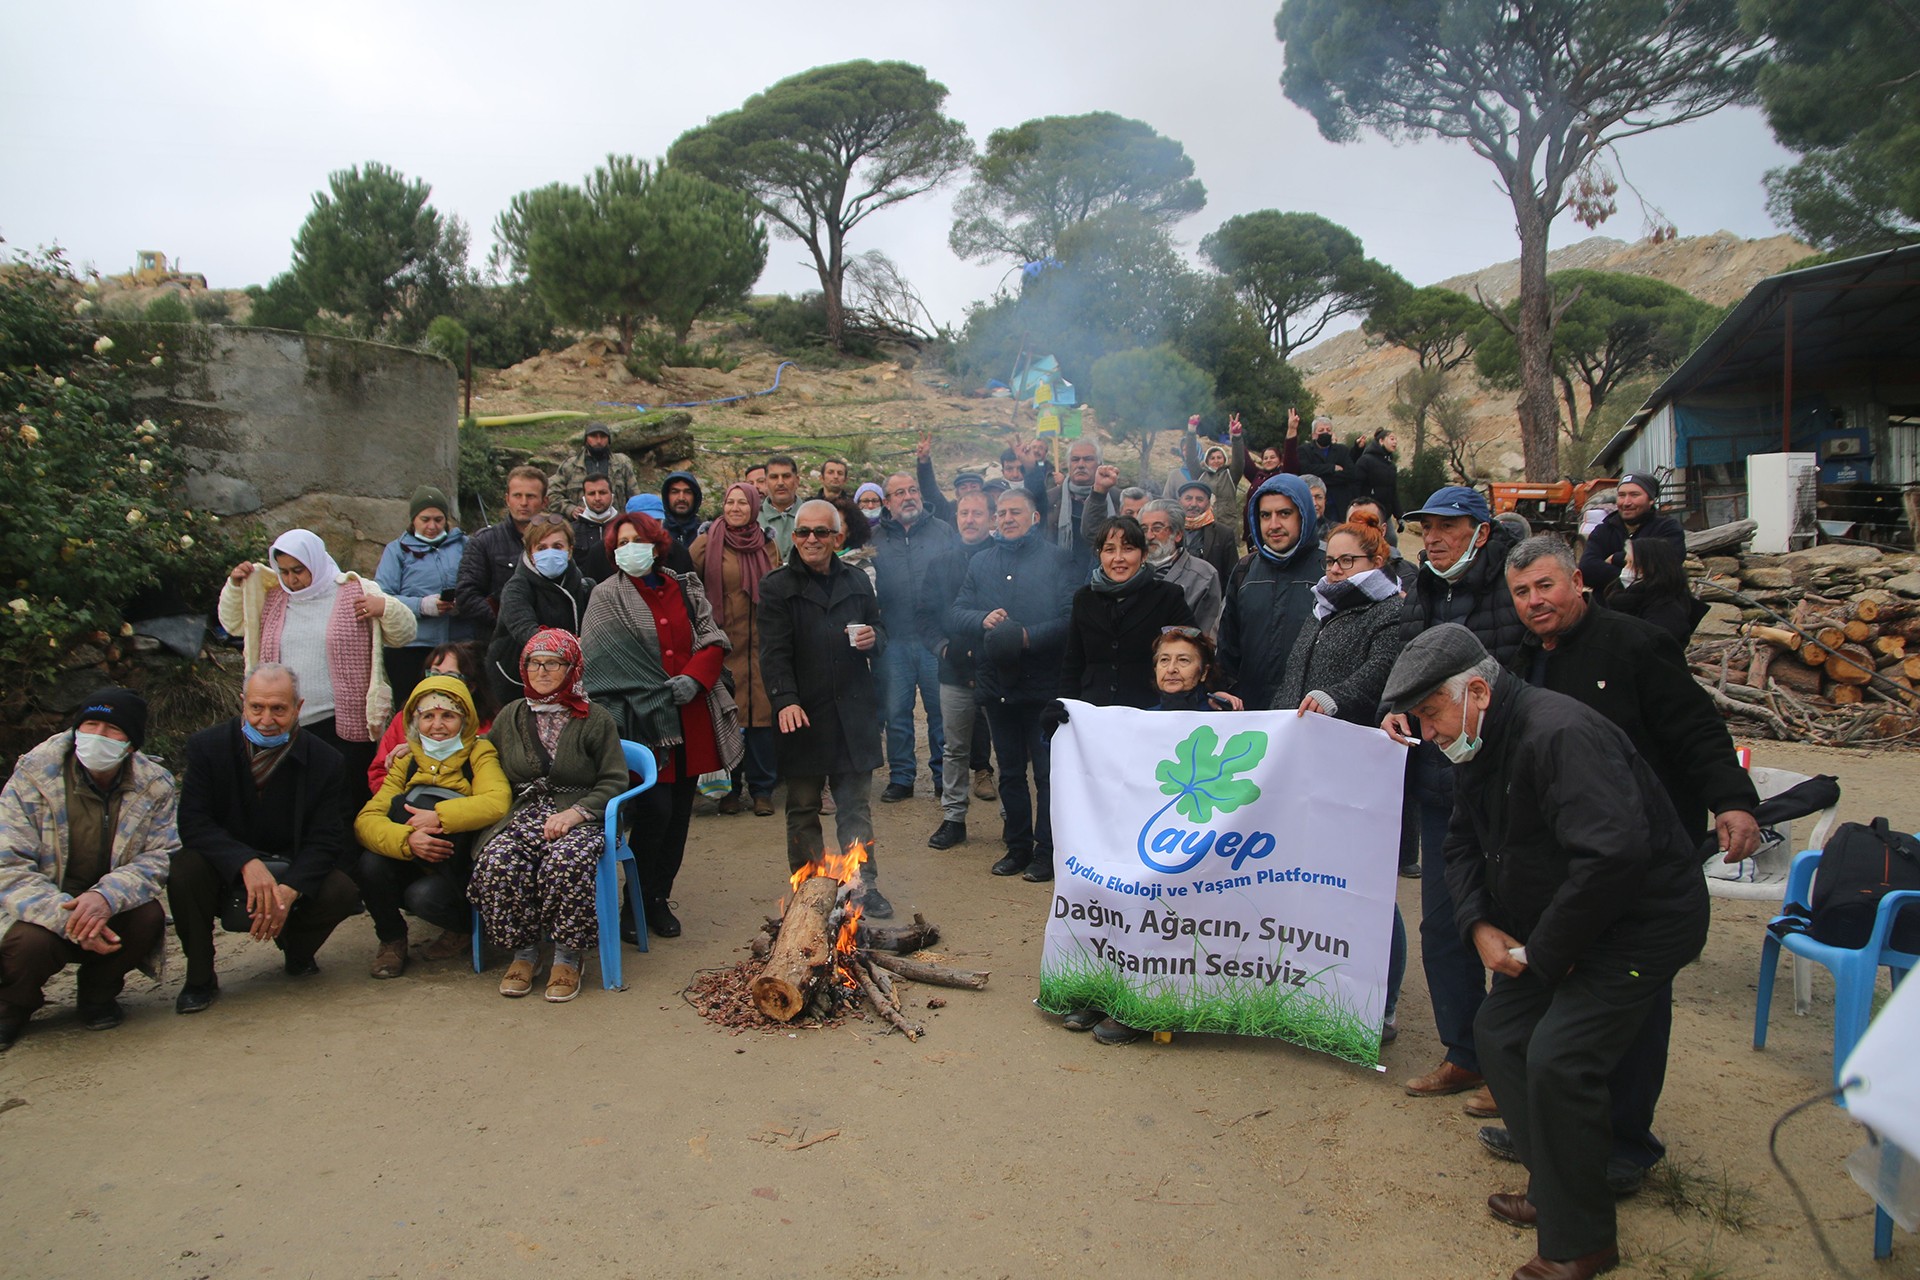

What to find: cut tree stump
left=1770, top=662, right=1825, bottom=696
left=1825, top=644, right=1877, bottom=686
left=751, top=876, right=842, bottom=1022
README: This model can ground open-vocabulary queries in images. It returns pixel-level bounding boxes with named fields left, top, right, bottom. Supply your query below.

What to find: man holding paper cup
left=1382, top=624, right=1709, bottom=1280
left=758, top=499, right=893, bottom=918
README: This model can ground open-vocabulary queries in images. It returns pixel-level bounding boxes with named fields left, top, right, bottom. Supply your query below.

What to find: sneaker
left=861, top=885, right=896, bottom=919
left=1022, top=857, right=1054, bottom=883
left=499, top=958, right=536, bottom=998
left=175, top=980, right=219, bottom=1015
left=753, top=796, right=774, bottom=817
left=1380, top=1011, right=1398, bottom=1045
left=417, top=929, right=470, bottom=962
left=880, top=782, right=914, bottom=803
left=972, top=769, right=997, bottom=801
left=81, top=1000, right=125, bottom=1031
left=991, top=854, right=1029, bottom=877
left=284, top=955, right=320, bottom=978
left=927, top=820, right=968, bottom=850
left=371, top=937, right=408, bottom=979
left=1477, top=1125, right=1521, bottom=1163
left=1093, top=1017, right=1143, bottom=1045
left=544, top=962, right=582, bottom=1003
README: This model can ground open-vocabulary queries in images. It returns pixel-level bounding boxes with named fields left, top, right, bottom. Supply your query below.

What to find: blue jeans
left=741, top=726, right=778, bottom=800
left=882, top=639, right=944, bottom=790
left=1388, top=905, right=1407, bottom=1021
left=1414, top=740, right=1485, bottom=1073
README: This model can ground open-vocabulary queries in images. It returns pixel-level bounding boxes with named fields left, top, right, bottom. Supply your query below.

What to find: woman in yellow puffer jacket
left=353, top=675, right=511, bottom=978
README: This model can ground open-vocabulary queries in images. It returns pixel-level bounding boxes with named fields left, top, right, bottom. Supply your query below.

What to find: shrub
left=424, top=314, right=469, bottom=365
left=0, top=251, right=238, bottom=685
left=143, top=293, right=194, bottom=325
left=623, top=327, right=740, bottom=383
left=189, top=293, right=231, bottom=324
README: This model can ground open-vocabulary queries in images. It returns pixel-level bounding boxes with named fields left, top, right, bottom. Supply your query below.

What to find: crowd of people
left=1, top=404, right=1737, bottom=1276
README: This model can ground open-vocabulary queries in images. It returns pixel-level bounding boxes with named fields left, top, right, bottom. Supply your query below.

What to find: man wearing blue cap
left=1219, top=474, right=1324, bottom=711
left=1577, top=473, right=1684, bottom=594
left=1386, top=484, right=1526, bottom=1115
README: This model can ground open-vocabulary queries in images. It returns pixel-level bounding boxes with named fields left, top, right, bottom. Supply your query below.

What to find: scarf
left=703, top=484, right=772, bottom=626
left=1184, top=508, right=1215, bottom=531
left=1247, top=474, right=1319, bottom=568
left=519, top=628, right=591, bottom=718
left=1055, top=478, right=1097, bottom=540
left=268, top=529, right=341, bottom=600
left=260, top=574, right=376, bottom=741
left=1312, top=567, right=1401, bottom=620
left=1090, top=560, right=1157, bottom=597
left=579, top=505, right=618, bottom=525
left=580, top=572, right=691, bottom=749
left=248, top=734, right=295, bottom=790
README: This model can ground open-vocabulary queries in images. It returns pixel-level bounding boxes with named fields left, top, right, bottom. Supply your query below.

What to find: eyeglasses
left=793, top=526, right=837, bottom=540
left=524, top=658, right=570, bottom=674
left=1160, top=626, right=1203, bottom=640
left=1329, top=553, right=1377, bottom=570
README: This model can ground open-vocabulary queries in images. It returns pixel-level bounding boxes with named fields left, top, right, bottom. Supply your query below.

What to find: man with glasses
left=873, top=472, right=958, bottom=804
left=1140, top=499, right=1222, bottom=637
left=758, top=500, right=894, bottom=917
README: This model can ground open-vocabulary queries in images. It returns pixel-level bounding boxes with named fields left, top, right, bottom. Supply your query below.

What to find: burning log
left=752, top=875, right=844, bottom=1022
left=857, top=914, right=941, bottom=954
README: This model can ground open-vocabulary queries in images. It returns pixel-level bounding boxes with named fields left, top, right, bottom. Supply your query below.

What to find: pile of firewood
left=1685, top=537, right=1920, bottom=746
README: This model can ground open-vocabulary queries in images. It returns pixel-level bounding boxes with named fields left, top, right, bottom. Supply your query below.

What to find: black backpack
left=1781, top=818, right=1920, bottom=952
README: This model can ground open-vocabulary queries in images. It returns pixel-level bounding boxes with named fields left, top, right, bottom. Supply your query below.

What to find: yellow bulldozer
left=117, top=250, right=207, bottom=290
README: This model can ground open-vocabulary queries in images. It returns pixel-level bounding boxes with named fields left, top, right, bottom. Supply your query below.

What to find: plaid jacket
left=0, top=731, right=179, bottom=935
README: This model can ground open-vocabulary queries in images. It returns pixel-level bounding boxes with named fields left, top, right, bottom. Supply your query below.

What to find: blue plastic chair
left=1753, top=845, right=1919, bottom=1262
left=470, top=740, right=660, bottom=991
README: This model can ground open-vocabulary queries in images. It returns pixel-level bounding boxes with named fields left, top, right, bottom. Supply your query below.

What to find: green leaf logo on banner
left=1153, top=726, right=1267, bottom=823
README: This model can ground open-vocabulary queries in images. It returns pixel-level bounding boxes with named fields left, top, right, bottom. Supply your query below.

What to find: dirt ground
left=2, top=739, right=1914, bottom=1278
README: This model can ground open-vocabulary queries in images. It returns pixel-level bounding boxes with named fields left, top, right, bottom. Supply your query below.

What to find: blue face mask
left=614, top=542, right=655, bottom=577
left=1439, top=692, right=1485, bottom=764
left=533, top=548, right=570, bottom=579
left=417, top=732, right=463, bottom=761
left=241, top=720, right=292, bottom=750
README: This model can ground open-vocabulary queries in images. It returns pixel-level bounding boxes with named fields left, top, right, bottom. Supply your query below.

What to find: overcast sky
left=2, top=0, right=1795, bottom=332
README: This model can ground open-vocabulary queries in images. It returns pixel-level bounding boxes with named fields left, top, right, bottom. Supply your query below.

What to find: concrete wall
left=132, top=326, right=459, bottom=574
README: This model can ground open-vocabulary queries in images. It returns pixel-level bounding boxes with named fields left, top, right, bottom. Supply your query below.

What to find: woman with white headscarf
left=219, top=528, right=418, bottom=817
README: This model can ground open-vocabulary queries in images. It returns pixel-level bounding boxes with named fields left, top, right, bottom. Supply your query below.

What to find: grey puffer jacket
left=1273, top=591, right=1404, bottom=724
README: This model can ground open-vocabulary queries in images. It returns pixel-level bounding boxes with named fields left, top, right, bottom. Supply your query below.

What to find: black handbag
left=218, top=858, right=293, bottom=933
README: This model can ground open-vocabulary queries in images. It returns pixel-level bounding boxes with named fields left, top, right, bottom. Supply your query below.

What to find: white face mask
left=1618, top=567, right=1638, bottom=588
left=1439, top=691, right=1485, bottom=764
left=75, top=732, right=132, bottom=773
left=614, top=542, right=655, bottom=577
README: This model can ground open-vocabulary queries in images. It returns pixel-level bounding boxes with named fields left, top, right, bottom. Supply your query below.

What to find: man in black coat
left=1177, top=481, right=1243, bottom=581
left=1577, top=472, right=1685, bottom=593
left=455, top=464, right=551, bottom=648
left=1298, top=416, right=1360, bottom=521
left=168, top=665, right=362, bottom=1013
left=1354, top=429, right=1404, bottom=524
left=570, top=475, right=619, bottom=583
left=947, top=487, right=1078, bottom=882
left=1384, top=626, right=1710, bottom=1280
left=925, top=488, right=998, bottom=850
left=1389, top=485, right=1527, bottom=1112
left=1219, top=474, right=1325, bottom=712
left=872, top=472, right=960, bottom=803
left=1481, top=534, right=1760, bottom=1190
left=758, top=499, right=893, bottom=917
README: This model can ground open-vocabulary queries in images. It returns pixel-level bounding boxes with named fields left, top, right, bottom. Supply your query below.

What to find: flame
left=783, top=841, right=870, bottom=972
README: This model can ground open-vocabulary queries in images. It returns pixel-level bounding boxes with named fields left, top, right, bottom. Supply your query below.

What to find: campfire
left=726, top=842, right=987, bottom=1041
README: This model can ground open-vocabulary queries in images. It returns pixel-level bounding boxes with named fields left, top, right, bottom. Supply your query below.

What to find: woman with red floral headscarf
left=469, top=629, right=627, bottom=1004
left=581, top=513, right=742, bottom=940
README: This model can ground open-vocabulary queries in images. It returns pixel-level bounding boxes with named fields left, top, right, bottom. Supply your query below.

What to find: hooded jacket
left=376, top=527, right=476, bottom=650
left=1220, top=474, right=1326, bottom=710
left=1181, top=431, right=1242, bottom=530
left=354, top=675, right=513, bottom=861
left=660, top=470, right=705, bottom=550
left=487, top=555, right=595, bottom=702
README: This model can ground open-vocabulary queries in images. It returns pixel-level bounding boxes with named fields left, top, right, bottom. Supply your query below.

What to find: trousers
left=938, top=682, right=981, bottom=823
left=629, top=773, right=697, bottom=902
left=882, top=640, right=944, bottom=789
left=167, top=847, right=362, bottom=985
left=0, top=901, right=166, bottom=1015
left=784, top=771, right=877, bottom=879
left=354, top=847, right=471, bottom=942
left=985, top=701, right=1052, bottom=871
left=1414, top=741, right=1484, bottom=1073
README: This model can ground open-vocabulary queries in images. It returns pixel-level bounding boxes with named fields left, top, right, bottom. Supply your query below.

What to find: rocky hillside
left=1295, top=231, right=1811, bottom=477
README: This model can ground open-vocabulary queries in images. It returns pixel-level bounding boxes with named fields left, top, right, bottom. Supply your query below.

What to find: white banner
left=1040, top=701, right=1405, bottom=1066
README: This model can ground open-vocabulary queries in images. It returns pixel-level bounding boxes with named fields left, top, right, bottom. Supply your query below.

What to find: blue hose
left=598, top=360, right=795, bottom=413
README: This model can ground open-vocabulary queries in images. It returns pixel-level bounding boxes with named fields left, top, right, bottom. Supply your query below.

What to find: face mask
left=242, top=720, right=292, bottom=750
left=1431, top=529, right=1484, bottom=583
left=614, top=542, right=655, bottom=576
left=418, top=732, right=463, bottom=761
left=864, top=508, right=882, bottom=526
left=533, top=548, right=570, bottom=578
left=1315, top=433, right=1332, bottom=447
left=1440, top=691, right=1485, bottom=764
left=74, top=732, right=131, bottom=772
left=417, top=530, right=449, bottom=545
left=1618, top=567, right=1638, bottom=588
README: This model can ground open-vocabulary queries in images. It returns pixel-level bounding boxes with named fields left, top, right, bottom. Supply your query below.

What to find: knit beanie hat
left=73, top=687, right=148, bottom=751
left=410, top=486, right=452, bottom=522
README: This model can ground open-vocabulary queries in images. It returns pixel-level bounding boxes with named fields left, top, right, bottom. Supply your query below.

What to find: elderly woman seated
left=468, top=629, right=628, bottom=1003
left=353, top=674, right=512, bottom=979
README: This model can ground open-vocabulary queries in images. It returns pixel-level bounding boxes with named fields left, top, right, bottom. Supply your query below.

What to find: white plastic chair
left=1706, top=765, right=1841, bottom=1014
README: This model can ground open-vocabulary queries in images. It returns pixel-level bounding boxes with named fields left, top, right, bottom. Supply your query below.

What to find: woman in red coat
left=580, top=514, right=743, bottom=938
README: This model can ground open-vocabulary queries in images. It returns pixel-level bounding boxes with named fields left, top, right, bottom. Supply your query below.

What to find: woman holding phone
left=376, top=485, right=476, bottom=709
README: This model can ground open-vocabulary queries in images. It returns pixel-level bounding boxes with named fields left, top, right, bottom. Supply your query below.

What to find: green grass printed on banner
left=1037, top=946, right=1381, bottom=1068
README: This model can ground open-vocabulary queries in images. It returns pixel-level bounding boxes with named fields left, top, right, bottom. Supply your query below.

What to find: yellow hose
left=468, top=411, right=592, bottom=427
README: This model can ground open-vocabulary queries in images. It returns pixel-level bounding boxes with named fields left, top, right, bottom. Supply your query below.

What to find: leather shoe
left=1488, top=1192, right=1538, bottom=1228
left=716, top=793, right=743, bottom=815
left=175, top=980, right=219, bottom=1014
left=880, top=783, right=914, bottom=803
left=1021, top=857, right=1054, bottom=882
left=645, top=898, right=682, bottom=939
left=753, top=796, right=774, bottom=817
left=81, top=1000, right=125, bottom=1031
left=861, top=885, right=895, bottom=919
left=1404, top=1061, right=1484, bottom=1097
left=1510, top=1247, right=1619, bottom=1279
left=284, top=954, right=320, bottom=978
left=1464, top=1084, right=1501, bottom=1117
left=991, top=854, right=1029, bottom=877
left=927, top=820, right=968, bottom=850
left=1479, top=1126, right=1522, bottom=1163
left=1093, top=1016, right=1143, bottom=1045
left=1062, top=1007, right=1103, bottom=1032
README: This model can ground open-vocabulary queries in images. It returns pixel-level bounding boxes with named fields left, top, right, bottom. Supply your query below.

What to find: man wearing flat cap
left=1577, top=473, right=1685, bottom=594
left=1382, top=625, right=1710, bottom=1280
left=1176, top=479, right=1242, bottom=584
left=0, top=689, right=178, bottom=1049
